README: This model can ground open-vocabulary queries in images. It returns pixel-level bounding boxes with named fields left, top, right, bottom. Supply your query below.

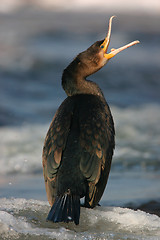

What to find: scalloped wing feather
left=79, top=99, right=115, bottom=207
left=42, top=98, right=74, bottom=205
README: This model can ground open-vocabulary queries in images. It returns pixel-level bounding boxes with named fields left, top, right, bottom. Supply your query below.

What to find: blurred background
left=0, top=0, right=160, bottom=214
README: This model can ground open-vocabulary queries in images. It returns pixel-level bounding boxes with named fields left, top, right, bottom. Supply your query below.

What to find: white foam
left=0, top=124, right=47, bottom=174
left=100, top=207, right=160, bottom=231
left=0, top=198, right=160, bottom=240
left=112, top=104, right=160, bottom=169
left=1, top=104, right=160, bottom=175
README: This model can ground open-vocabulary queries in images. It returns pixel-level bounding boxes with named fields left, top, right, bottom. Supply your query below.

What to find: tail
left=47, top=193, right=80, bottom=225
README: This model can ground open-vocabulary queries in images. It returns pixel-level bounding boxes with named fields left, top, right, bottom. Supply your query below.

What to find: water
left=0, top=198, right=160, bottom=240
left=0, top=6, right=160, bottom=240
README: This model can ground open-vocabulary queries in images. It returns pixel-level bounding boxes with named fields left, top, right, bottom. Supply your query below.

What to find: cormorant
left=42, top=16, right=139, bottom=225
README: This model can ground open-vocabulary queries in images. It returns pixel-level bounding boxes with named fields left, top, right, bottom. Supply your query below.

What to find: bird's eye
left=100, top=45, right=104, bottom=49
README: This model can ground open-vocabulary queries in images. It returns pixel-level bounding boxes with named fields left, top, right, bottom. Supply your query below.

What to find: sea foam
left=0, top=198, right=160, bottom=240
left=1, top=104, right=160, bottom=175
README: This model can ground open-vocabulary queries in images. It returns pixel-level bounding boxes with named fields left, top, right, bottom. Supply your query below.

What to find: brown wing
left=42, top=98, right=74, bottom=206
left=79, top=99, right=115, bottom=208
left=43, top=94, right=114, bottom=207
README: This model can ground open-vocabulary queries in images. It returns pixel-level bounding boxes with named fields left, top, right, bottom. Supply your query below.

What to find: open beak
left=100, top=16, right=140, bottom=60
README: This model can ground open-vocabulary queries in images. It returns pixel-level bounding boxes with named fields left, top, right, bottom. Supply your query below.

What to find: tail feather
left=47, top=194, right=80, bottom=225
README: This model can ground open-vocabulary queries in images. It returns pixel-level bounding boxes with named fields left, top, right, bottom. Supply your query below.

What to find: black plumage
left=42, top=16, right=139, bottom=225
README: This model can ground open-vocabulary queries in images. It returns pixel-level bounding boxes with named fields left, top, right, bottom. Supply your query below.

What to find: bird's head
left=77, top=16, right=140, bottom=77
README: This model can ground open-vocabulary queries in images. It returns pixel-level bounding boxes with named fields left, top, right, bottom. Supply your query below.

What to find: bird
left=42, top=16, right=139, bottom=225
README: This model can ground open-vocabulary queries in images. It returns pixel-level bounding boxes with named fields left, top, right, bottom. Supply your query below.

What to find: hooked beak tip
left=100, top=15, right=115, bottom=53
left=100, top=16, right=140, bottom=60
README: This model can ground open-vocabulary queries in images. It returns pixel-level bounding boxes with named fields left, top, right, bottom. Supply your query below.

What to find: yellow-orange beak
left=100, top=16, right=140, bottom=60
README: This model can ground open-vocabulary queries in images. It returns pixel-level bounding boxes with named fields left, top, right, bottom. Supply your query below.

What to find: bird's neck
left=62, top=57, right=104, bottom=98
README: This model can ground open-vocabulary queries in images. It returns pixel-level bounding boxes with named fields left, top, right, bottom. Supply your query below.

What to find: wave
left=0, top=198, right=160, bottom=240
left=0, top=104, right=160, bottom=175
